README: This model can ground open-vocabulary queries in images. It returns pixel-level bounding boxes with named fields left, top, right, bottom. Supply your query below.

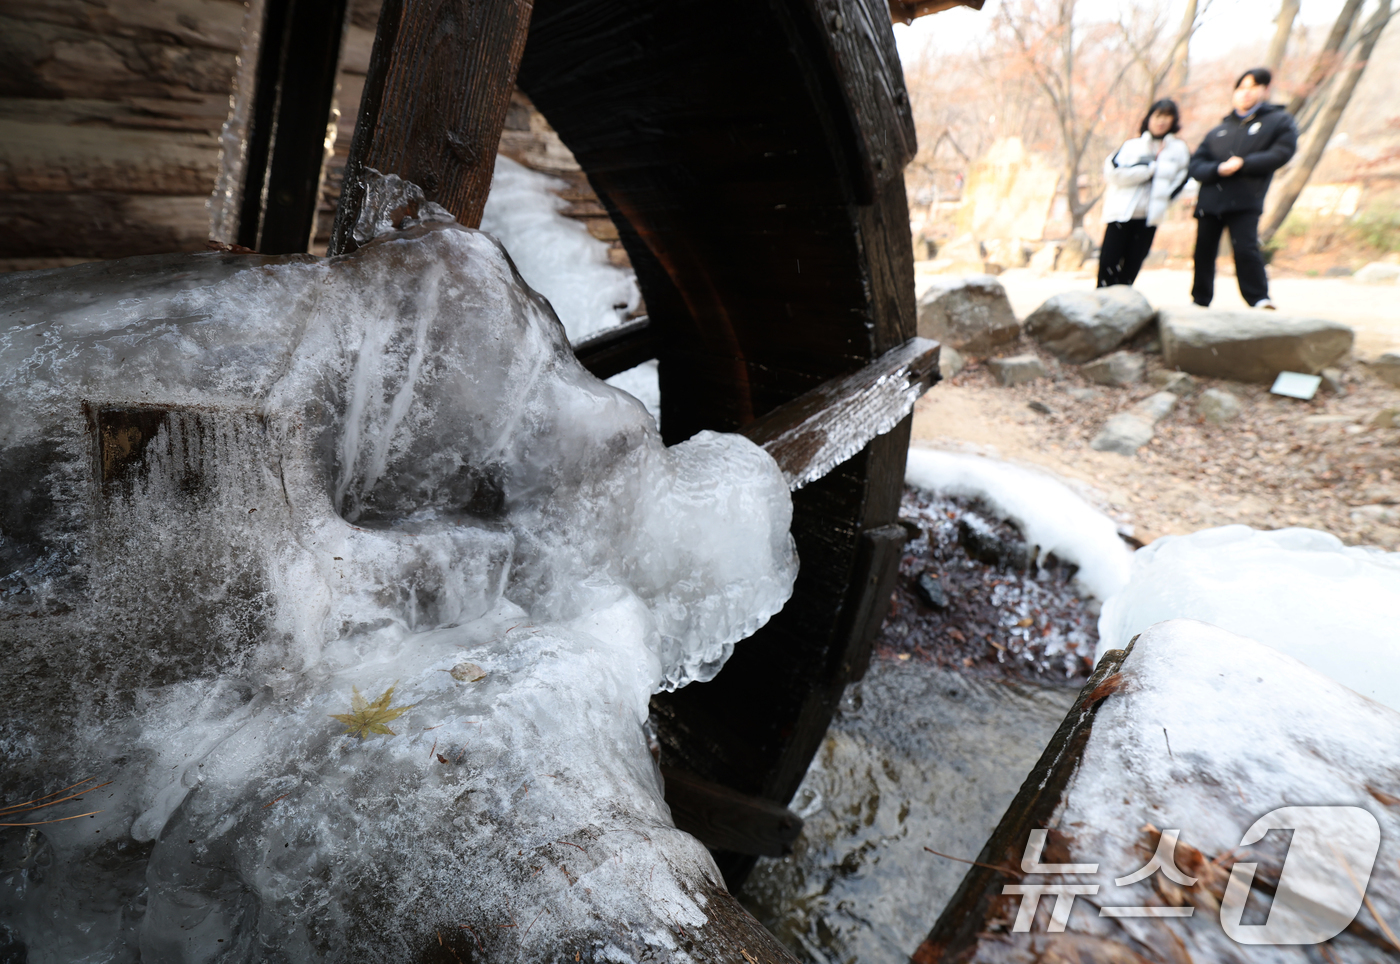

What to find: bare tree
left=996, top=0, right=1137, bottom=234
left=1117, top=0, right=1214, bottom=102
left=1285, top=0, right=1365, bottom=124
left=1264, top=0, right=1301, bottom=74
left=1262, top=0, right=1394, bottom=244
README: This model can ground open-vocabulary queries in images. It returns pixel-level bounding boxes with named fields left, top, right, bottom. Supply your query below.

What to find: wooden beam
left=661, top=766, right=804, bottom=858
left=912, top=644, right=1135, bottom=964
left=742, top=337, right=940, bottom=490
left=573, top=318, right=657, bottom=380
left=238, top=0, right=351, bottom=254
left=329, top=0, right=533, bottom=254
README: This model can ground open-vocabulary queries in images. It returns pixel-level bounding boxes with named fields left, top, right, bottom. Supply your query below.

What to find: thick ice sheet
left=1053, top=620, right=1400, bottom=962
left=1097, top=526, right=1400, bottom=711
left=0, top=224, right=796, bottom=962
left=480, top=155, right=659, bottom=423
left=904, top=448, right=1133, bottom=601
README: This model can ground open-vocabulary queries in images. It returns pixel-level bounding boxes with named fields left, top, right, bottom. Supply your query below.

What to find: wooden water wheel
left=200, top=0, right=939, bottom=953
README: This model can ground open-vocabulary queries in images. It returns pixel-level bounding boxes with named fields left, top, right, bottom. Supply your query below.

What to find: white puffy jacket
left=1101, top=133, right=1191, bottom=227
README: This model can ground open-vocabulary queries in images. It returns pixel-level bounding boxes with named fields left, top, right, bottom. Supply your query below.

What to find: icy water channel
left=740, top=644, right=1078, bottom=962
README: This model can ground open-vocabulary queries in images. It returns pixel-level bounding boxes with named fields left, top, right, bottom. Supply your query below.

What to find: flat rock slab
left=987, top=354, right=1048, bottom=387
left=1090, top=391, right=1177, bottom=455
left=1159, top=307, right=1353, bottom=383
left=1024, top=285, right=1155, bottom=363
left=916, top=275, right=1020, bottom=357
left=1081, top=350, right=1143, bottom=387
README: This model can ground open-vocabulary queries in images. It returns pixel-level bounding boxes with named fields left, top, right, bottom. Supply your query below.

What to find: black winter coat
left=1188, top=103, right=1298, bottom=215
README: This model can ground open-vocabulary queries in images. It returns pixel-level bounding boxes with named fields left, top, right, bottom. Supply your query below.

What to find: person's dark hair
left=1140, top=98, right=1182, bottom=135
left=1235, top=67, right=1272, bottom=89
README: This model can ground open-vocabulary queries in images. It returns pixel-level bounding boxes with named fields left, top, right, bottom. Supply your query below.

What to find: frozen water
left=0, top=223, right=795, bottom=961
left=480, top=155, right=658, bottom=423
left=1097, top=526, right=1400, bottom=711
left=480, top=156, right=640, bottom=344
left=1054, top=620, right=1400, bottom=962
left=904, top=448, right=1134, bottom=601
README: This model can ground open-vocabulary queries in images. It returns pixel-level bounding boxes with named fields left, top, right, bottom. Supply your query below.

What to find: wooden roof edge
left=888, top=0, right=986, bottom=27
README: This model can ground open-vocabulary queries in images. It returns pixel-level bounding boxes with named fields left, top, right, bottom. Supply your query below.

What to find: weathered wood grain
left=913, top=644, right=1136, bottom=964
left=573, top=320, right=657, bottom=381
left=0, top=193, right=212, bottom=258
left=329, top=0, right=534, bottom=252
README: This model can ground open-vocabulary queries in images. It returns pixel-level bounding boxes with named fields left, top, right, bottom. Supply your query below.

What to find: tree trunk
left=1261, top=0, right=1392, bottom=245
left=1163, top=0, right=1197, bottom=94
left=1264, top=0, right=1300, bottom=75
left=1284, top=0, right=1364, bottom=118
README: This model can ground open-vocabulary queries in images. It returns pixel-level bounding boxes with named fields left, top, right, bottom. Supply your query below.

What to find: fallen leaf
left=330, top=683, right=414, bottom=739
left=450, top=662, right=487, bottom=682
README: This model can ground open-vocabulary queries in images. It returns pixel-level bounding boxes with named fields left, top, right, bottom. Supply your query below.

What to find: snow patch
left=904, top=448, right=1133, bottom=601
left=1097, top=525, right=1400, bottom=711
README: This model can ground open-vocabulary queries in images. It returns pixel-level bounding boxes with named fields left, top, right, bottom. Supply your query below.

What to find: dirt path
left=910, top=269, right=1400, bottom=550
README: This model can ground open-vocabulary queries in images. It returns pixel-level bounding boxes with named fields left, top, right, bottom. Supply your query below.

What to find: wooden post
left=237, top=0, right=351, bottom=254
left=328, top=0, right=533, bottom=254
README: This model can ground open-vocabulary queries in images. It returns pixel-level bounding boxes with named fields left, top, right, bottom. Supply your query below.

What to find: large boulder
left=1024, top=285, right=1155, bottom=363
left=1159, top=307, right=1353, bottom=383
left=1364, top=351, right=1400, bottom=387
left=1354, top=262, right=1400, bottom=284
left=916, top=274, right=1020, bottom=356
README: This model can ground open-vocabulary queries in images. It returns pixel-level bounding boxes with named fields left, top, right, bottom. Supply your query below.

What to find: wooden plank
left=742, top=336, right=939, bottom=490
left=572, top=318, right=657, bottom=380
left=236, top=0, right=351, bottom=254
left=328, top=0, right=533, bottom=253
left=912, top=644, right=1136, bottom=964
left=661, top=766, right=804, bottom=858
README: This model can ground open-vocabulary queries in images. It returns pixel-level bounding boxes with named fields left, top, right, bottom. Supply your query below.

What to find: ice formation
left=0, top=222, right=796, bottom=961
left=479, top=156, right=660, bottom=423
left=1051, top=620, right=1400, bottom=962
left=903, top=448, right=1134, bottom=601
left=1097, top=526, right=1400, bottom=711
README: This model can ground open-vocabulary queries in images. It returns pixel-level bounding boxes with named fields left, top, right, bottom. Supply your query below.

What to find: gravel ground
left=914, top=337, right=1400, bottom=551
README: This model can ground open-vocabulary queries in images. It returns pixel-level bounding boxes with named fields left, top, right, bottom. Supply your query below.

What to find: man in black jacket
left=1187, top=67, right=1298, bottom=309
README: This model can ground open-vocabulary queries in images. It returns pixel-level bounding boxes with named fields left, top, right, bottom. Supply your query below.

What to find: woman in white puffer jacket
left=1098, top=99, right=1191, bottom=288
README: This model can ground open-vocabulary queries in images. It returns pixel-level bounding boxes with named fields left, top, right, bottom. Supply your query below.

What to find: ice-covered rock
left=1097, top=525, right=1400, bottom=710
left=1052, top=619, right=1400, bottom=962
left=915, top=275, right=1019, bottom=357
left=1023, top=286, right=1154, bottom=363
left=0, top=223, right=797, bottom=962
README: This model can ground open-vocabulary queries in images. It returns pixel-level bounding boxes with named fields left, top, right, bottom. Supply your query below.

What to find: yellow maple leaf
left=330, top=683, right=414, bottom=739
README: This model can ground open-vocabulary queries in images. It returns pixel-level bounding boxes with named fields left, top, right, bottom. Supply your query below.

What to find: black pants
left=1097, top=219, right=1156, bottom=288
left=1192, top=210, right=1270, bottom=307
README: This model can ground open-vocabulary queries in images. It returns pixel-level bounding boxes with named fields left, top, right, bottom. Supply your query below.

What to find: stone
left=1148, top=370, right=1195, bottom=395
left=1090, top=414, right=1155, bottom=455
left=1197, top=387, right=1243, bottom=425
left=987, top=354, right=1048, bottom=386
left=1027, top=400, right=1054, bottom=414
left=1028, top=243, right=1060, bottom=273
left=1371, top=408, right=1400, bottom=429
left=1364, top=352, right=1400, bottom=387
left=916, top=274, right=1020, bottom=356
left=1056, top=228, right=1094, bottom=271
left=1351, top=504, right=1400, bottom=526
left=1324, top=265, right=1353, bottom=277
left=1082, top=350, right=1144, bottom=387
left=1133, top=390, right=1178, bottom=424
left=1320, top=367, right=1345, bottom=394
left=1158, top=307, right=1353, bottom=383
left=1066, top=387, right=1099, bottom=402
left=915, top=571, right=949, bottom=609
left=1024, top=286, right=1156, bottom=363
left=939, top=345, right=965, bottom=379
left=1354, top=262, right=1400, bottom=284
left=982, top=237, right=1031, bottom=270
